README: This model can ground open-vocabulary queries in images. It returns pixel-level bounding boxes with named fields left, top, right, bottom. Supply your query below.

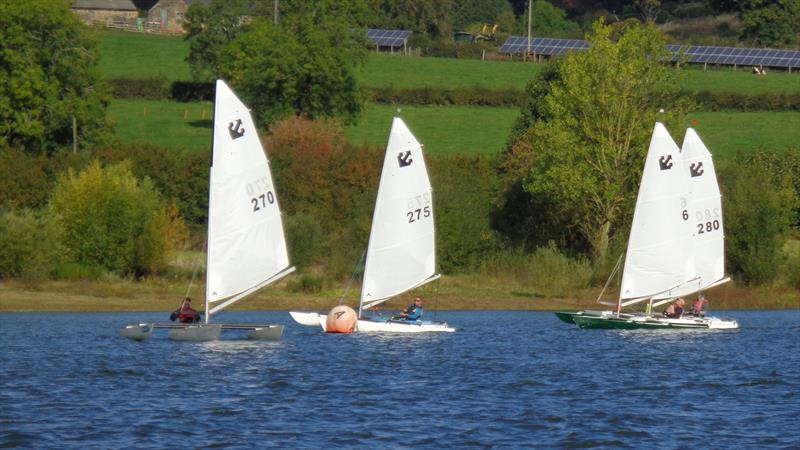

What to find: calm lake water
left=1, top=310, right=798, bottom=448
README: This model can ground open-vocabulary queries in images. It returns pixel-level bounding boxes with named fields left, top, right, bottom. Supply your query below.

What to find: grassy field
left=95, top=31, right=800, bottom=94
left=96, top=30, right=191, bottom=81
left=108, top=99, right=213, bottom=152
left=360, top=54, right=800, bottom=94
left=109, top=98, right=800, bottom=156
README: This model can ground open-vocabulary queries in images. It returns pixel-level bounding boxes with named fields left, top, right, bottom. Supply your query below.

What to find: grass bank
left=1, top=278, right=796, bottom=313
left=95, top=31, right=800, bottom=95
left=108, top=98, right=800, bottom=157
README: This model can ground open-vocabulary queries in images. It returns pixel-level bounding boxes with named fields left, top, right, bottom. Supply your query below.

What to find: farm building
left=71, top=0, right=139, bottom=24
left=71, top=0, right=211, bottom=33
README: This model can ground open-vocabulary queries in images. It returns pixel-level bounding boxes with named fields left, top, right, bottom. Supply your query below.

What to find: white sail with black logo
left=205, top=80, right=293, bottom=317
left=360, top=118, right=437, bottom=312
left=651, top=128, right=728, bottom=299
left=619, top=123, right=695, bottom=305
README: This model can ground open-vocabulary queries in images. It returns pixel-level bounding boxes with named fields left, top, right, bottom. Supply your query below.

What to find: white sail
left=620, top=123, right=695, bottom=302
left=360, top=118, right=436, bottom=311
left=657, top=127, right=726, bottom=297
left=206, top=80, right=291, bottom=312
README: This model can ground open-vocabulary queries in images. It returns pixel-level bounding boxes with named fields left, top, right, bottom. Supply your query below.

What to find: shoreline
left=1, top=280, right=797, bottom=313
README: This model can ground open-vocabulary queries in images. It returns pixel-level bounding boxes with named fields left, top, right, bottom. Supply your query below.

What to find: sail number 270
left=251, top=191, right=275, bottom=212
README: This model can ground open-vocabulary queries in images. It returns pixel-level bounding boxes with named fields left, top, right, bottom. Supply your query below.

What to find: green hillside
left=109, top=99, right=800, bottom=156
left=96, top=31, right=800, bottom=94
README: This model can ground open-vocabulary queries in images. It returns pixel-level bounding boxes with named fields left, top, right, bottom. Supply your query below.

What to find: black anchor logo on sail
left=690, top=162, right=704, bottom=177
left=659, top=155, right=673, bottom=171
left=228, top=119, right=245, bottom=140
left=397, top=150, right=413, bottom=168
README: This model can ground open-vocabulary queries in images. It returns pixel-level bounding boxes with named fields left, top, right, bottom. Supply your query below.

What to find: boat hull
left=554, top=310, right=610, bottom=324
left=247, top=325, right=283, bottom=340
left=120, top=322, right=285, bottom=341
left=289, top=311, right=324, bottom=327
left=564, top=311, right=738, bottom=330
left=118, top=323, right=154, bottom=341
left=317, top=316, right=454, bottom=333
left=169, top=324, right=222, bottom=341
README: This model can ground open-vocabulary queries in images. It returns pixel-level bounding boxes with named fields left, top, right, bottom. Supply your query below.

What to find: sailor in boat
left=170, top=297, right=202, bottom=324
left=395, top=297, right=424, bottom=322
left=690, top=293, right=708, bottom=317
left=663, top=298, right=685, bottom=319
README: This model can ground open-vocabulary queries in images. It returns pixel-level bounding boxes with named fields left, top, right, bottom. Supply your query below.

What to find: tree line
left=0, top=0, right=797, bottom=292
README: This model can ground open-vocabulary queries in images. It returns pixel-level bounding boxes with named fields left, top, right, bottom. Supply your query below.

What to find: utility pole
left=72, top=116, right=77, bottom=153
left=274, top=0, right=278, bottom=25
left=527, top=0, right=532, bottom=61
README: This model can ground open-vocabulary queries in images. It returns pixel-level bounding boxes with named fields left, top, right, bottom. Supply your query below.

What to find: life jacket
left=179, top=303, right=198, bottom=323
left=693, top=299, right=706, bottom=312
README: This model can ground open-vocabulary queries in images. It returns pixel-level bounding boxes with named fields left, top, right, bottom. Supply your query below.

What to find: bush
left=106, top=78, right=169, bottom=100
left=52, top=262, right=104, bottom=281
left=430, top=154, right=499, bottom=272
left=284, top=213, right=323, bottom=269
left=691, top=91, right=800, bottom=112
left=288, top=274, right=324, bottom=293
left=92, top=142, right=210, bottom=229
left=478, top=243, right=592, bottom=297
left=49, top=161, right=186, bottom=276
left=266, top=117, right=380, bottom=277
left=0, top=209, right=64, bottom=281
left=0, top=149, right=53, bottom=210
left=367, top=87, right=524, bottom=107
left=720, top=157, right=797, bottom=284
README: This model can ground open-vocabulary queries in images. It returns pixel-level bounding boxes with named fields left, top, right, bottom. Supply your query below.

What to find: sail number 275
left=407, top=206, right=431, bottom=223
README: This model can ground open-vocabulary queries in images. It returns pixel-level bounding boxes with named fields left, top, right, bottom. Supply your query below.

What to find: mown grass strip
left=95, top=32, right=800, bottom=95
left=108, top=99, right=800, bottom=157
left=96, top=29, right=191, bottom=81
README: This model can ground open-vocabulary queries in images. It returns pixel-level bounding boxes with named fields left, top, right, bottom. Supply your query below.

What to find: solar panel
left=367, top=28, right=412, bottom=48
left=499, top=36, right=800, bottom=69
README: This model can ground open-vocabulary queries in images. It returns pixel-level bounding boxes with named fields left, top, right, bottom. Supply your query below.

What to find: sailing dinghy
left=555, top=123, right=737, bottom=330
left=289, top=118, right=454, bottom=333
left=120, top=80, right=295, bottom=341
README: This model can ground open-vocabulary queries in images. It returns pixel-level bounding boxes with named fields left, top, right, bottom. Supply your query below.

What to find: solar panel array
left=367, top=29, right=412, bottom=48
left=499, top=36, right=589, bottom=55
left=500, top=36, right=800, bottom=69
left=667, top=44, right=800, bottom=68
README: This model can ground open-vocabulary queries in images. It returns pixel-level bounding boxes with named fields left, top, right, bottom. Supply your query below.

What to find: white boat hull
left=168, top=324, right=222, bottom=341
left=289, top=311, right=324, bottom=327
left=318, top=316, right=454, bottom=333
left=118, top=323, right=154, bottom=341
left=247, top=325, right=283, bottom=340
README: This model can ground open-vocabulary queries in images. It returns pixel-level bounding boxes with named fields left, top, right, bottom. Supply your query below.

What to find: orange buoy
left=325, top=305, right=357, bottom=334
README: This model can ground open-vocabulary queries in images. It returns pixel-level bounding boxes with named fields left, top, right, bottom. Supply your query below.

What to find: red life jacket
left=179, top=303, right=198, bottom=323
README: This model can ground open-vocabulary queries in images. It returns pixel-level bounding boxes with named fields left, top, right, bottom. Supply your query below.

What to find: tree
left=450, top=0, right=513, bottom=30
left=49, top=161, right=186, bottom=276
left=0, top=0, right=109, bottom=153
left=502, top=20, right=689, bottom=260
left=187, top=0, right=370, bottom=125
left=738, top=0, right=800, bottom=47
left=515, top=0, right=582, bottom=38
left=367, top=0, right=453, bottom=38
left=184, top=0, right=261, bottom=82
left=721, top=157, right=797, bottom=284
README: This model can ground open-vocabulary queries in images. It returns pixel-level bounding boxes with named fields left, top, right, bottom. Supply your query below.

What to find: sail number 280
left=407, top=206, right=431, bottom=223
